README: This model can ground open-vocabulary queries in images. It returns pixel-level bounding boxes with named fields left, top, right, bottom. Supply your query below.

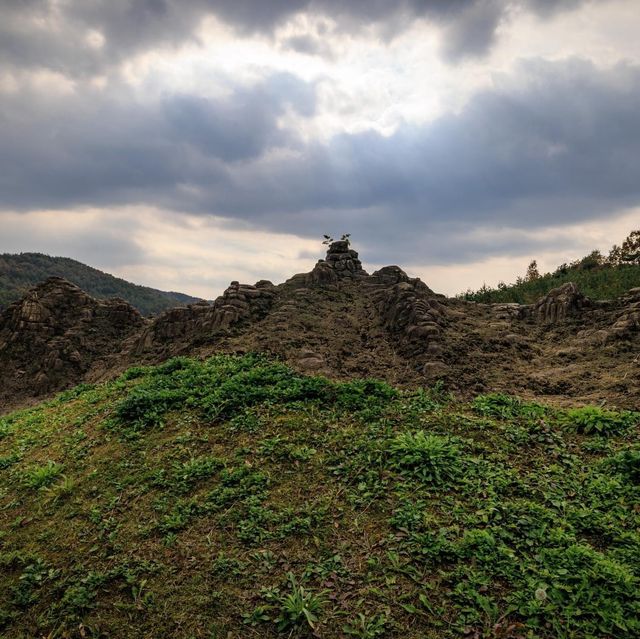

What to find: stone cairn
left=301, top=240, right=367, bottom=286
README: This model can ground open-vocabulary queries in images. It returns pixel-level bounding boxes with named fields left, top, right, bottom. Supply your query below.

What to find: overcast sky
left=1, top=0, right=639, bottom=297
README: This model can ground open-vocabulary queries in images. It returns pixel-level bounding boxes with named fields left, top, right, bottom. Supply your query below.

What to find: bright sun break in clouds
left=0, top=0, right=639, bottom=297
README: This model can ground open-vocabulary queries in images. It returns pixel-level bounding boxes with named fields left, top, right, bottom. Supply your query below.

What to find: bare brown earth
left=1, top=241, right=638, bottom=413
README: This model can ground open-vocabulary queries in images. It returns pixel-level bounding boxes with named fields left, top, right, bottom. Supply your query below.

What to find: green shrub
left=335, top=379, right=398, bottom=411
left=605, top=449, right=640, bottom=483
left=119, top=366, right=151, bottom=381
left=115, top=388, right=186, bottom=430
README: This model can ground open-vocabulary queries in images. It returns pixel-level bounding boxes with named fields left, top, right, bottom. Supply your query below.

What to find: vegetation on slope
left=0, top=253, right=200, bottom=315
left=1, top=355, right=639, bottom=638
left=459, top=229, right=640, bottom=304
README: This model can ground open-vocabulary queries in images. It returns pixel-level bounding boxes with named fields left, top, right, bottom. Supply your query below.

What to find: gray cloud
left=0, top=220, right=145, bottom=269
left=280, top=34, right=335, bottom=59
left=0, top=72, right=315, bottom=210
left=1, top=58, right=639, bottom=266
left=0, top=0, right=602, bottom=75
left=440, top=0, right=505, bottom=62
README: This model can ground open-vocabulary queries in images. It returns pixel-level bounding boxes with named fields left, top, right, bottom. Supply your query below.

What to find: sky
left=1, top=0, right=639, bottom=298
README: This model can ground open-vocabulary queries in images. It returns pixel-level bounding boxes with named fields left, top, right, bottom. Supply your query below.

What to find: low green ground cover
left=0, top=355, right=638, bottom=638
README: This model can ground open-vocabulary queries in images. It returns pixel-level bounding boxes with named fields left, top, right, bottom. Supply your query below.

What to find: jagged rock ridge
left=0, top=243, right=638, bottom=413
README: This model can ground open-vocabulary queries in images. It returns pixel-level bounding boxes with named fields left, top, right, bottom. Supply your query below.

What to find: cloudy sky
left=1, top=0, right=639, bottom=297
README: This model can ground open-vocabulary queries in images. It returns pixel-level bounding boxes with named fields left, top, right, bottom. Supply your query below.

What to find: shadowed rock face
left=0, top=277, right=143, bottom=409
left=609, top=288, right=640, bottom=339
left=131, top=280, right=276, bottom=356
left=370, top=266, right=449, bottom=376
left=1, top=247, right=639, bottom=413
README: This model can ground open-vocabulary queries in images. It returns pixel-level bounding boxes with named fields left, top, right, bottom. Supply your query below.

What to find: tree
left=620, top=230, right=640, bottom=264
left=322, top=233, right=351, bottom=247
left=608, top=230, right=640, bottom=265
left=575, top=250, right=604, bottom=270
left=525, top=260, right=540, bottom=282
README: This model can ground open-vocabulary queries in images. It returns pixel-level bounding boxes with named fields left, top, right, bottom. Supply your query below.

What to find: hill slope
left=460, top=263, right=640, bottom=304
left=0, top=253, right=201, bottom=315
left=1, top=354, right=639, bottom=638
left=1, top=241, right=639, bottom=413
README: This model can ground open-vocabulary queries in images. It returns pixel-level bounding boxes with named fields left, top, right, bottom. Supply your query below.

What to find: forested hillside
left=0, top=253, right=201, bottom=315
left=459, top=230, right=640, bottom=304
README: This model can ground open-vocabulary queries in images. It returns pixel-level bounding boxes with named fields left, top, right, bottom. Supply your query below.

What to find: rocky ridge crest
left=0, top=243, right=638, bottom=412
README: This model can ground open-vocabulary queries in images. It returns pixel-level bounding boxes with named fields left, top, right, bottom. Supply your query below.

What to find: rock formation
left=532, top=282, right=589, bottom=323
left=132, top=280, right=276, bottom=356
left=1, top=244, right=639, bottom=413
left=0, top=277, right=143, bottom=408
left=370, top=266, right=449, bottom=375
left=288, top=240, right=367, bottom=287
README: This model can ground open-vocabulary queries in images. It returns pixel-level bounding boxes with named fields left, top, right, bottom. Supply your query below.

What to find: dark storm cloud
left=0, top=72, right=315, bottom=210
left=1, top=58, right=639, bottom=265
left=0, top=0, right=602, bottom=75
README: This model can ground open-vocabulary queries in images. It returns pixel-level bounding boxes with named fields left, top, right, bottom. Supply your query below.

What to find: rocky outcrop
left=532, top=282, right=589, bottom=323
left=492, top=303, right=529, bottom=320
left=132, top=280, right=276, bottom=355
left=371, top=266, right=449, bottom=375
left=0, top=277, right=143, bottom=406
left=1, top=244, right=639, bottom=413
left=287, top=241, right=367, bottom=287
left=602, top=288, right=640, bottom=341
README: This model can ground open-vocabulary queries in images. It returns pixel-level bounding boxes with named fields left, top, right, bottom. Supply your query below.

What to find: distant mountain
left=0, top=253, right=202, bottom=315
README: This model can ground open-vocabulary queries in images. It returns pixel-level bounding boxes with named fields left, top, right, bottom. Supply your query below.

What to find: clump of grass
left=22, top=461, right=63, bottom=490
left=388, top=431, right=461, bottom=484
left=343, top=612, right=389, bottom=638
left=473, top=393, right=547, bottom=420
left=273, top=573, right=326, bottom=631
left=560, top=406, right=639, bottom=435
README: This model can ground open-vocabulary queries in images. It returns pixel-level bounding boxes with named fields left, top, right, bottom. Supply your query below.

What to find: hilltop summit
left=0, top=242, right=638, bottom=412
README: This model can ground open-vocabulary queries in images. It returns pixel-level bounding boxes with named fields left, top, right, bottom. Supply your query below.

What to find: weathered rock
left=132, top=280, right=276, bottom=355
left=532, top=282, right=589, bottom=323
left=289, top=241, right=367, bottom=287
left=372, top=269, right=449, bottom=374
left=2, top=243, right=639, bottom=414
left=0, top=277, right=143, bottom=408
left=492, top=303, right=529, bottom=320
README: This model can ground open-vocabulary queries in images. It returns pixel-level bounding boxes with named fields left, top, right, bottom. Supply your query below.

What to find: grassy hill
left=1, top=354, right=639, bottom=638
left=0, top=253, right=201, bottom=315
left=459, top=263, right=640, bottom=304
left=459, top=230, right=640, bottom=304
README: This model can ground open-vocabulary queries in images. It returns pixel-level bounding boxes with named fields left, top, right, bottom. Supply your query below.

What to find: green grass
left=458, top=263, right=640, bottom=303
left=0, top=355, right=639, bottom=638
